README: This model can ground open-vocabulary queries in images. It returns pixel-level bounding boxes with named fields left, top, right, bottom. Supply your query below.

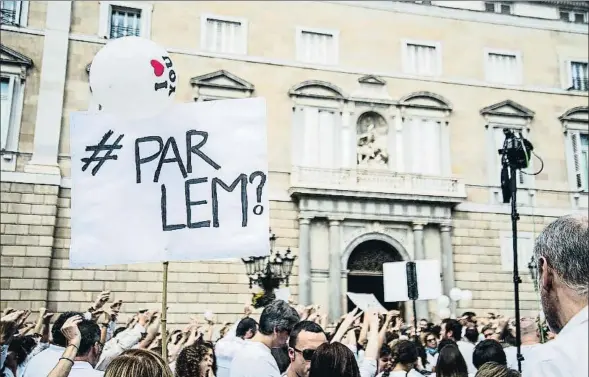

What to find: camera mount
left=497, top=128, right=534, bottom=373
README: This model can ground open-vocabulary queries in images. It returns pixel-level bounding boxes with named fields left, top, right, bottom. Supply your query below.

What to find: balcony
left=289, top=166, right=466, bottom=203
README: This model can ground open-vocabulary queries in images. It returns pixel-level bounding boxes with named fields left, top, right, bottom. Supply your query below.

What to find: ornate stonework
left=356, top=112, right=389, bottom=167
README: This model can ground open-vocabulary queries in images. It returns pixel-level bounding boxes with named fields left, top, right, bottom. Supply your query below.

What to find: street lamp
left=241, top=229, right=296, bottom=290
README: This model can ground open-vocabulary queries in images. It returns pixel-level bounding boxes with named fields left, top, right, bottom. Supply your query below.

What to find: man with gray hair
left=523, top=214, right=588, bottom=377
left=230, top=300, right=300, bottom=377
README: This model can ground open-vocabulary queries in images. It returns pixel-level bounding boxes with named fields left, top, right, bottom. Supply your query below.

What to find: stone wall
left=452, top=211, right=549, bottom=317
left=1, top=183, right=300, bottom=325
left=0, top=182, right=58, bottom=311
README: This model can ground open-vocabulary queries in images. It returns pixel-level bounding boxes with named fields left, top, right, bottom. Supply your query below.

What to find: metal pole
left=161, top=261, right=169, bottom=362
left=412, top=299, right=418, bottom=342
left=510, top=167, right=523, bottom=373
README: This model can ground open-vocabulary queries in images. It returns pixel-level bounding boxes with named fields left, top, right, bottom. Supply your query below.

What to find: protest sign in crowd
left=0, top=214, right=587, bottom=377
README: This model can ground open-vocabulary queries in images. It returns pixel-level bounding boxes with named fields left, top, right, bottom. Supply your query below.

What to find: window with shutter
left=571, top=132, right=589, bottom=191
left=0, top=76, right=14, bottom=150
left=297, top=28, right=338, bottom=65
left=109, top=6, right=141, bottom=39
left=403, top=117, right=442, bottom=175
left=404, top=43, right=440, bottom=76
left=486, top=51, right=521, bottom=85
left=300, top=107, right=337, bottom=168
left=0, top=0, right=24, bottom=26
left=570, top=61, right=588, bottom=91
left=201, top=16, right=246, bottom=54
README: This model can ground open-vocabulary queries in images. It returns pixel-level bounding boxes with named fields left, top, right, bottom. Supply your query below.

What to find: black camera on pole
left=497, top=128, right=534, bottom=373
left=498, top=128, right=533, bottom=203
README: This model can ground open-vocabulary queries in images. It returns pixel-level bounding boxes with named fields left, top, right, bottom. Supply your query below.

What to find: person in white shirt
left=440, top=319, right=476, bottom=375
left=62, top=318, right=104, bottom=376
left=230, top=300, right=300, bottom=377
left=216, top=316, right=258, bottom=377
left=23, top=312, right=84, bottom=377
left=504, top=318, right=540, bottom=372
left=523, top=214, right=589, bottom=377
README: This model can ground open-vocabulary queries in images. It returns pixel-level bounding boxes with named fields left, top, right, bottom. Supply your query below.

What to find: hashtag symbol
left=81, top=130, right=125, bottom=176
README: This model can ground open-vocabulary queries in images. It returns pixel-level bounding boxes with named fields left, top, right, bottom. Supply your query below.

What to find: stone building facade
left=1, top=0, right=588, bottom=324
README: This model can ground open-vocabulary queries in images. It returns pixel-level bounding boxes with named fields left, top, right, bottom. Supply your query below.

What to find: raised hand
left=93, top=291, right=111, bottom=310
left=60, top=315, right=83, bottom=347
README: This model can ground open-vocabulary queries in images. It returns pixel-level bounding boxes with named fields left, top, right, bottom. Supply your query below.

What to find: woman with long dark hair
left=434, top=344, right=468, bottom=377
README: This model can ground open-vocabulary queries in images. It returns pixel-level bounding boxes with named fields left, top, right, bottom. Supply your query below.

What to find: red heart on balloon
left=150, top=59, right=165, bottom=77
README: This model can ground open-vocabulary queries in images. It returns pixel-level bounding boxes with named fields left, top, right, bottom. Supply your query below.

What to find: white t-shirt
left=457, top=341, right=476, bottom=375
left=229, top=341, right=280, bottom=377
left=23, top=345, right=65, bottom=377
left=523, top=306, right=588, bottom=377
left=505, top=343, right=542, bottom=372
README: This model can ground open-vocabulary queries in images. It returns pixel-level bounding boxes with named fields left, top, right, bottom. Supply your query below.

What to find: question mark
left=249, top=171, right=266, bottom=215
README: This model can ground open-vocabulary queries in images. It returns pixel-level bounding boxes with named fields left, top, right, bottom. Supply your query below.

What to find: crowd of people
left=0, top=216, right=586, bottom=377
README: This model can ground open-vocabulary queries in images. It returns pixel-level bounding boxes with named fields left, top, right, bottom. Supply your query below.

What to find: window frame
left=0, top=68, right=26, bottom=172
left=199, top=13, right=248, bottom=55
left=0, top=0, right=28, bottom=27
left=295, top=26, right=340, bottom=66
left=97, top=1, right=152, bottom=39
left=499, top=231, right=534, bottom=272
left=401, top=39, right=443, bottom=77
left=559, top=8, right=589, bottom=23
left=484, top=2, right=512, bottom=15
left=564, top=59, right=589, bottom=92
left=483, top=48, right=523, bottom=85
left=564, top=122, right=589, bottom=194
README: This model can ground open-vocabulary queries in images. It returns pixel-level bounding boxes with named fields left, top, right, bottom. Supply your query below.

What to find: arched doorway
left=347, top=240, right=404, bottom=311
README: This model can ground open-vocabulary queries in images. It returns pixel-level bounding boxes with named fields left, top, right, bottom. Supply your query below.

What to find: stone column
left=412, top=222, right=429, bottom=320
left=25, top=1, right=72, bottom=175
left=298, top=217, right=312, bottom=306
left=440, top=223, right=457, bottom=315
left=329, top=218, right=343, bottom=321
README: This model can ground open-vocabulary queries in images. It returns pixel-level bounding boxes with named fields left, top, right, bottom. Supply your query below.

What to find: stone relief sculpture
left=356, top=112, right=389, bottom=168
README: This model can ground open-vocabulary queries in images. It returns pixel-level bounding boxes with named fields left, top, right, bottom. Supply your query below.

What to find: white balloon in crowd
left=449, top=287, right=463, bottom=302
left=89, top=36, right=177, bottom=120
left=438, top=307, right=452, bottom=319
left=461, top=289, right=473, bottom=302
left=204, top=311, right=214, bottom=322
left=437, top=294, right=451, bottom=309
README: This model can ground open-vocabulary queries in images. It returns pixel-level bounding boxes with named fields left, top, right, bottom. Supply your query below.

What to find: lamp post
left=241, top=229, right=296, bottom=290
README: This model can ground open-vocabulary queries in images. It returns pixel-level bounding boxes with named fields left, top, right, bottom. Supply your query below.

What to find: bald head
left=533, top=214, right=589, bottom=296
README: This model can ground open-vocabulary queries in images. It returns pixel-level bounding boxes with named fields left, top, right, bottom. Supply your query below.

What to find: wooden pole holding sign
left=161, top=261, right=169, bottom=362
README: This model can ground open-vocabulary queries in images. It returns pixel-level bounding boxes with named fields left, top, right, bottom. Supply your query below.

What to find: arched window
left=289, top=80, right=345, bottom=169
left=398, top=91, right=452, bottom=176
left=560, top=106, right=589, bottom=208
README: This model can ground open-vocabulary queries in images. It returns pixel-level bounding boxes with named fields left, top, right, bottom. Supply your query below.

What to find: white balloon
left=438, top=307, right=451, bottom=319
left=461, top=290, right=473, bottom=302
left=437, top=295, right=450, bottom=309
left=204, top=311, right=214, bottom=322
left=89, top=36, right=177, bottom=120
left=449, top=287, right=463, bottom=302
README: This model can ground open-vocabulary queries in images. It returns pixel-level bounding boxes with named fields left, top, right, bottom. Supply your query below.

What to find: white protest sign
left=346, top=292, right=388, bottom=314
left=69, top=98, right=269, bottom=267
left=383, top=260, right=442, bottom=302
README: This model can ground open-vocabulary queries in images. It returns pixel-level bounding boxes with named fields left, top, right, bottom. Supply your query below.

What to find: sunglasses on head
left=292, top=347, right=315, bottom=361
